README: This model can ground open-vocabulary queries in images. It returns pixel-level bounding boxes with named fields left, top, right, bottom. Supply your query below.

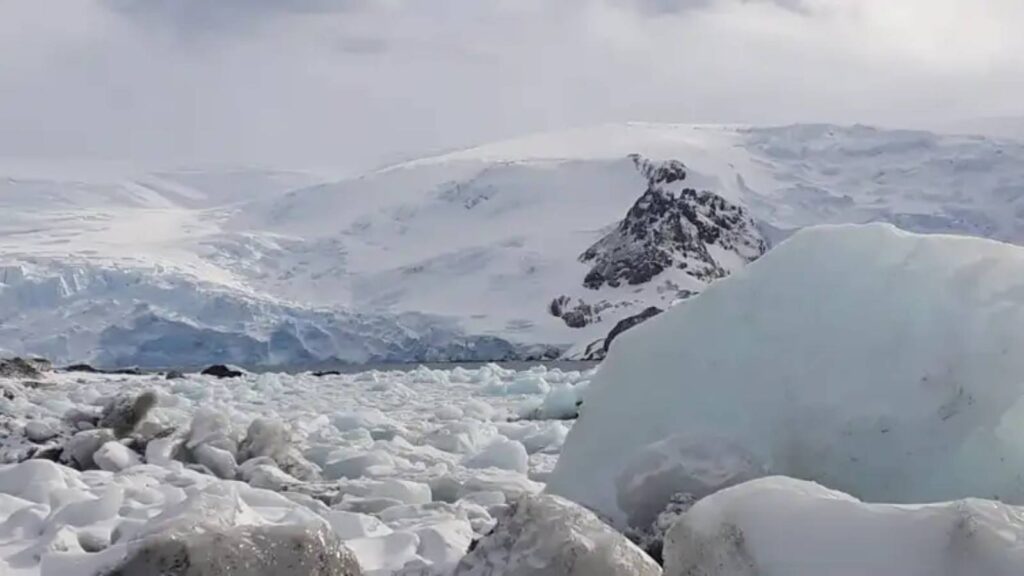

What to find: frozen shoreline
left=1, top=362, right=592, bottom=575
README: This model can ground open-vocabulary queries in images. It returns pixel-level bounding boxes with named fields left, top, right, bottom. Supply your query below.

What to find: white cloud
left=0, top=0, right=1020, bottom=170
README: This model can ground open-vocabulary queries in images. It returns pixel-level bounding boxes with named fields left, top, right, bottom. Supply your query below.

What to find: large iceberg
left=549, top=224, right=1024, bottom=526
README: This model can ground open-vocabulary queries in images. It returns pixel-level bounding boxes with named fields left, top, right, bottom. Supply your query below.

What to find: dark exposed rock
left=65, top=363, right=101, bottom=374
left=201, top=365, right=244, bottom=379
left=64, top=406, right=101, bottom=430
left=580, top=155, right=766, bottom=291
left=65, top=363, right=143, bottom=375
left=61, top=428, right=117, bottom=470
left=1, top=382, right=23, bottom=401
left=99, top=390, right=159, bottom=437
left=577, top=338, right=608, bottom=362
left=106, top=524, right=362, bottom=576
left=549, top=296, right=617, bottom=329
left=627, top=492, right=696, bottom=566
left=0, top=357, right=49, bottom=379
left=562, top=302, right=595, bottom=329
left=165, top=370, right=186, bottom=380
left=604, top=307, right=663, bottom=354
left=31, top=445, right=64, bottom=462
left=312, top=370, right=342, bottom=377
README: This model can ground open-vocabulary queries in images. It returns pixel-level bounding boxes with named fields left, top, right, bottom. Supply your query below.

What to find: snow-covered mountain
left=4, top=123, right=1024, bottom=367
left=551, top=155, right=767, bottom=358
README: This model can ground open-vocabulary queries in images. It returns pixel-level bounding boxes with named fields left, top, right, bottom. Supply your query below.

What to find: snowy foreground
left=0, top=364, right=591, bottom=575
left=9, top=224, right=1024, bottom=575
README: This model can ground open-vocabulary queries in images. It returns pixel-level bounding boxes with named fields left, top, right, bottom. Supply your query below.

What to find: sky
left=0, top=0, right=1021, bottom=172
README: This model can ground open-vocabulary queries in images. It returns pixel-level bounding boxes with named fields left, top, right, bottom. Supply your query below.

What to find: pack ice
left=0, top=363, right=596, bottom=576
left=549, top=223, right=1024, bottom=527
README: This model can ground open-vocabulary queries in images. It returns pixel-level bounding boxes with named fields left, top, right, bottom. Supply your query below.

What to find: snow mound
left=453, top=493, right=661, bottom=576
left=549, top=224, right=1024, bottom=526
left=664, top=476, right=1024, bottom=576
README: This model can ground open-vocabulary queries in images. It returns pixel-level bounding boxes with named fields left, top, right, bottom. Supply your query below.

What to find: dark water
left=63, top=360, right=600, bottom=376
left=300, top=360, right=600, bottom=375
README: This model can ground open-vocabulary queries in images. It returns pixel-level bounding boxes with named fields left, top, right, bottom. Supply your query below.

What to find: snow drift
left=664, top=476, right=1024, bottom=576
left=548, top=223, right=1024, bottom=526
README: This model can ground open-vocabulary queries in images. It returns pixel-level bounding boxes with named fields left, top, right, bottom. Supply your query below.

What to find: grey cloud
left=629, top=0, right=812, bottom=15
left=104, top=0, right=379, bottom=32
left=0, top=0, right=1020, bottom=171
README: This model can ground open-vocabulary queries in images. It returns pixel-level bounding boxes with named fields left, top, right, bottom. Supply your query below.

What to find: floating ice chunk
left=369, top=479, right=432, bottom=506
left=325, top=509, right=393, bottom=540
left=465, top=438, right=529, bottom=474
left=24, top=420, right=58, bottom=443
left=535, top=383, right=584, bottom=420
left=424, top=421, right=496, bottom=454
left=459, top=491, right=506, bottom=510
left=111, top=523, right=361, bottom=576
left=324, top=451, right=396, bottom=480
left=93, top=441, right=142, bottom=472
left=664, top=476, right=1024, bottom=576
left=335, top=496, right=406, bottom=516
left=462, top=399, right=495, bottom=421
left=237, top=417, right=290, bottom=463
left=454, top=493, right=660, bottom=576
left=435, top=405, right=464, bottom=421
left=332, top=409, right=398, bottom=434
left=240, top=462, right=300, bottom=491
left=49, top=485, right=124, bottom=528
left=415, top=519, right=474, bottom=569
left=0, top=460, right=84, bottom=504
left=193, top=443, right=238, bottom=480
left=61, top=429, right=116, bottom=470
left=506, top=374, right=550, bottom=395
left=521, top=422, right=569, bottom=455
left=185, top=408, right=236, bottom=453
left=144, top=437, right=177, bottom=466
left=346, top=531, right=421, bottom=573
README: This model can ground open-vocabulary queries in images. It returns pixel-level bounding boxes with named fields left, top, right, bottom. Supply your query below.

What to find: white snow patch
left=665, top=476, right=1024, bottom=576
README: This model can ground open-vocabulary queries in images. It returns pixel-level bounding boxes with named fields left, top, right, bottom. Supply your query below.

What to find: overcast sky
left=0, top=0, right=1021, bottom=171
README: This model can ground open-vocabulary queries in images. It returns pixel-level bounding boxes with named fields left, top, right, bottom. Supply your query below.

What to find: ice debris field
left=7, top=224, right=1024, bottom=576
left=0, top=362, right=589, bottom=575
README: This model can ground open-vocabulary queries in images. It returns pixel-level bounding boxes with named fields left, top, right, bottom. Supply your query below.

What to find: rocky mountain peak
left=630, top=154, right=687, bottom=187
left=580, top=157, right=766, bottom=291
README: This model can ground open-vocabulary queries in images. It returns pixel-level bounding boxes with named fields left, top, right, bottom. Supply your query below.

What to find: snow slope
left=0, top=168, right=530, bottom=368
left=5, top=123, right=1024, bottom=366
left=239, top=123, right=1024, bottom=354
left=549, top=224, right=1024, bottom=526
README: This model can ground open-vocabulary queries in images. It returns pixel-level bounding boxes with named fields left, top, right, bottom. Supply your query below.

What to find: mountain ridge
left=4, top=123, right=1024, bottom=366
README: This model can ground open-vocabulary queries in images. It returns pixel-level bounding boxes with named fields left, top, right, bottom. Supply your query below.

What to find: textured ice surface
left=664, top=476, right=1024, bottom=576
left=0, top=363, right=592, bottom=575
left=454, top=493, right=661, bottom=576
left=551, top=224, right=1024, bottom=525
